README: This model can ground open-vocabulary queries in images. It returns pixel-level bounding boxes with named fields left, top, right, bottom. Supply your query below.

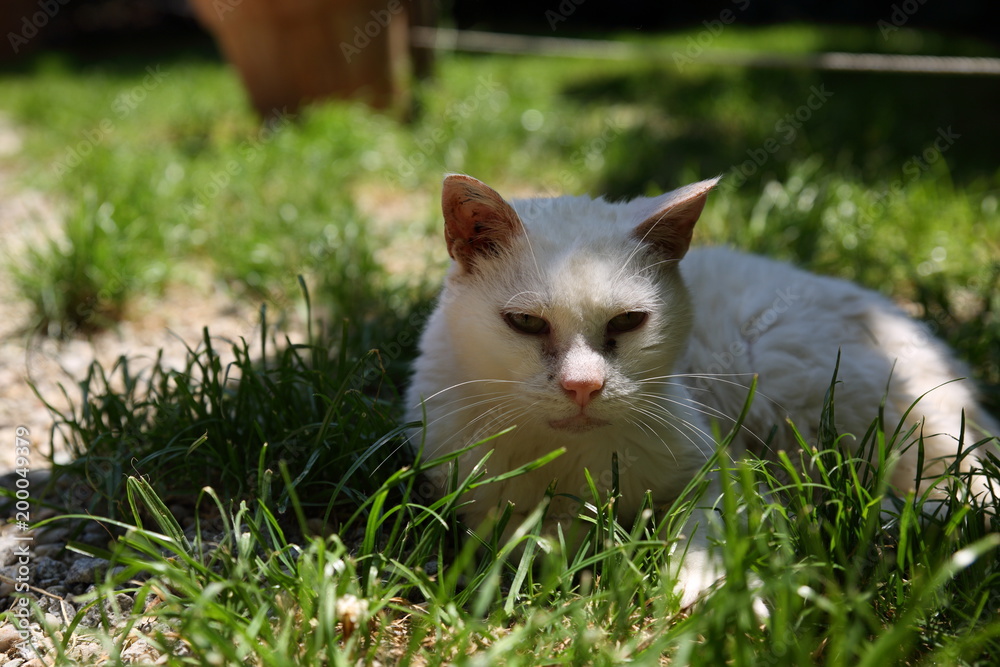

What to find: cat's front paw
left=672, top=549, right=722, bottom=608
left=672, top=550, right=769, bottom=619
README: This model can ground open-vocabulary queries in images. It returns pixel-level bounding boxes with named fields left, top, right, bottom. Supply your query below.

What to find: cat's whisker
left=641, top=372, right=790, bottom=413
left=633, top=387, right=743, bottom=423
left=622, top=414, right=681, bottom=464
left=631, top=392, right=731, bottom=426
left=626, top=404, right=711, bottom=461
left=642, top=371, right=758, bottom=382
left=631, top=392, right=769, bottom=450
left=631, top=361, right=677, bottom=377
left=424, top=398, right=514, bottom=444
left=422, top=387, right=518, bottom=417
left=416, top=394, right=521, bottom=437
left=639, top=257, right=684, bottom=275
left=417, top=378, right=528, bottom=405
left=430, top=397, right=525, bottom=454
left=628, top=395, right=721, bottom=447
left=465, top=407, right=519, bottom=443
left=374, top=402, right=515, bottom=474
left=376, top=394, right=523, bottom=474
left=424, top=394, right=522, bottom=435
left=620, top=408, right=679, bottom=457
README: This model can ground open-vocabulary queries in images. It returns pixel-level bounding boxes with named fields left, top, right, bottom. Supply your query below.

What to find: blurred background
left=0, top=0, right=998, bottom=426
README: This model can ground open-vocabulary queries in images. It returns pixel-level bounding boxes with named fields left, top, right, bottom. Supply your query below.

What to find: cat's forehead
left=452, top=193, right=669, bottom=314
left=510, top=195, right=639, bottom=243
left=498, top=237, right=661, bottom=316
left=496, top=195, right=660, bottom=305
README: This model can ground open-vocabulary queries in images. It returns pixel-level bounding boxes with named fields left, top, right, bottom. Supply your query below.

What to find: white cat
left=405, top=174, right=999, bottom=606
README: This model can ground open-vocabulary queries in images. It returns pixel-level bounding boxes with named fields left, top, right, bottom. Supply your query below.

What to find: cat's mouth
left=548, top=414, right=611, bottom=433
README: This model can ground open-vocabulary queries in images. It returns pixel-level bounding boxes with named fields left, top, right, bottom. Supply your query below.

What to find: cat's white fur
left=406, top=174, right=999, bottom=606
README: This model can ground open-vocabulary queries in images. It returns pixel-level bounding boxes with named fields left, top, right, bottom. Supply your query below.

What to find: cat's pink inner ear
left=441, top=174, right=524, bottom=270
left=631, top=176, right=721, bottom=260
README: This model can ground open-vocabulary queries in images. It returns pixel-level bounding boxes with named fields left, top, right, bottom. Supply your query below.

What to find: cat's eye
left=504, top=312, right=549, bottom=335
left=607, top=311, right=647, bottom=333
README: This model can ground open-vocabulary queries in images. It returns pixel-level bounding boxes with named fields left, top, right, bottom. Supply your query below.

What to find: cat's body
left=680, top=246, right=997, bottom=492
left=406, top=174, right=998, bottom=605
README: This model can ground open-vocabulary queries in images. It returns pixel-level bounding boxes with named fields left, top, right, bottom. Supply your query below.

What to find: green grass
left=43, top=295, right=409, bottom=521
left=25, top=332, right=1000, bottom=665
left=1, top=20, right=999, bottom=666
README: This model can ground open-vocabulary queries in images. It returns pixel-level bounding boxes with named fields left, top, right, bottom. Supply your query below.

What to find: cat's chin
left=548, top=414, right=611, bottom=433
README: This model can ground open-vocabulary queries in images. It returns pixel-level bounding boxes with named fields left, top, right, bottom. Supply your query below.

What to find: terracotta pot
left=189, top=0, right=411, bottom=116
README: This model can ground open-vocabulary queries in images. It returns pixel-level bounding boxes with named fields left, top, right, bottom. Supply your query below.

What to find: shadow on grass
left=563, top=66, right=1000, bottom=199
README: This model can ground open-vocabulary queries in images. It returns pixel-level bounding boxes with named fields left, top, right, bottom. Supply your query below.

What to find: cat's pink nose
left=561, top=377, right=604, bottom=407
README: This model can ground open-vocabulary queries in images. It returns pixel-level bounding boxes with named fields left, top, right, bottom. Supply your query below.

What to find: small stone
left=121, top=638, right=161, bottom=664
left=106, top=593, right=135, bottom=625
left=0, top=566, right=21, bottom=597
left=32, top=527, right=68, bottom=547
left=63, top=557, right=107, bottom=586
left=32, top=558, right=67, bottom=586
left=64, top=640, right=108, bottom=664
left=31, top=508, right=58, bottom=523
left=31, top=544, right=64, bottom=559
left=75, top=592, right=133, bottom=629
left=75, top=605, right=102, bottom=629
left=80, top=521, right=111, bottom=540
left=0, top=471, right=50, bottom=494
left=42, top=614, right=62, bottom=639
left=0, top=622, right=24, bottom=651
left=0, top=534, right=24, bottom=567
left=37, top=597, right=75, bottom=622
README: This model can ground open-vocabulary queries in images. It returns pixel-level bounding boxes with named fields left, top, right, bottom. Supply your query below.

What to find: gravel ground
left=0, top=473, right=229, bottom=665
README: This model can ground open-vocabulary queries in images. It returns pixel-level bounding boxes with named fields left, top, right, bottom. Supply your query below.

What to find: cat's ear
left=630, top=176, right=721, bottom=260
left=442, top=174, right=524, bottom=271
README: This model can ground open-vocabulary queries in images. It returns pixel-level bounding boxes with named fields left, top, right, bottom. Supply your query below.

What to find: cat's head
left=432, top=174, right=719, bottom=436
